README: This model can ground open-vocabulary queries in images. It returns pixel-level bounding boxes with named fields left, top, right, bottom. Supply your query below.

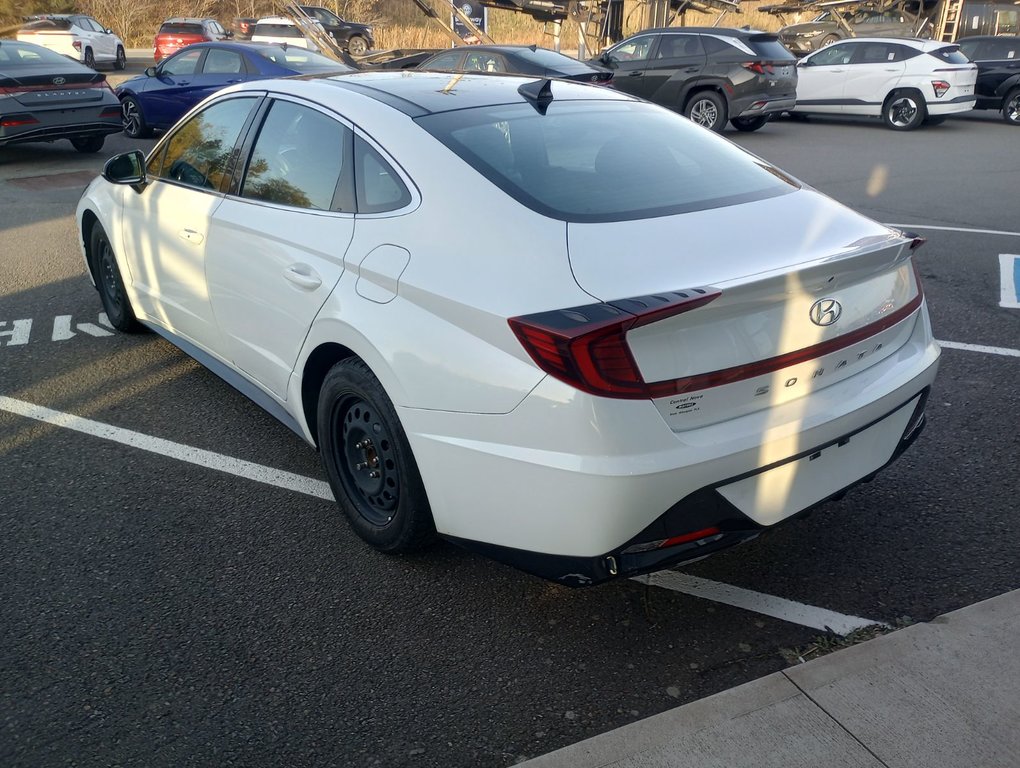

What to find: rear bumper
left=400, top=306, right=940, bottom=584
left=734, top=95, right=797, bottom=118
left=927, top=96, right=976, bottom=116
left=0, top=117, right=122, bottom=147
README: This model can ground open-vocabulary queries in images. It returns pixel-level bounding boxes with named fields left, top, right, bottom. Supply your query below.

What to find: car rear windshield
left=253, top=23, right=302, bottom=37
left=159, top=23, right=204, bottom=35
left=21, top=18, right=73, bottom=31
left=747, top=36, right=796, bottom=61
left=928, top=46, right=970, bottom=64
left=416, top=100, right=797, bottom=223
left=519, top=47, right=592, bottom=72
left=0, top=41, right=79, bottom=66
left=255, top=45, right=354, bottom=71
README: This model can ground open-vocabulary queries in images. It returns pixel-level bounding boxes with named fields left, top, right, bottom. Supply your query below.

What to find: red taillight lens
left=99, top=106, right=121, bottom=117
left=742, top=62, right=773, bottom=75
left=72, top=40, right=82, bottom=51
left=931, top=80, right=950, bottom=98
left=508, top=288, right=721, bottom=399
left=1, top=114, right=40, bottom=127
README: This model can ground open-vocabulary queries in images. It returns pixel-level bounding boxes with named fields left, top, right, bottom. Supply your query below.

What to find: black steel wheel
left=1003, top=88, right=1020, bottom=126
left=730, top=115, right=770, bottom=132
left=684, top=91, right=727, bottom=133
left=83, top=47, right=95, bottom=69
left=318, top=359, right=435, bottom=553
left=883, top=90, right=926, bottom=131
left=121, top=96, right=152, bottom=139
left=71, top=135, right=104, bottom=153
left=114, top=46, right=126, bottom=70
left=346, top=34, right=369, bottom=56
left=90, top=222, right=142, bottom=332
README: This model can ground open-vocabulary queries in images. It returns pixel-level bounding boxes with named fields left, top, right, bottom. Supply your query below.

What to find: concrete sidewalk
left=522, top=589, right=1020, bottom=768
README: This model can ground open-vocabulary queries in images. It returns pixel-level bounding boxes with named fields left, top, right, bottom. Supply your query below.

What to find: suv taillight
left=742, top=62, right=774, bottom=75
left=508, top=289, right=721, bottom=399
left=72, top=40, right=82, bottom=51
left=931, top=80, right=951, bottom=98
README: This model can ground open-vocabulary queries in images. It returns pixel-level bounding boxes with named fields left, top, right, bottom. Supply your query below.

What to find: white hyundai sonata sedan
left=77, top=72, right=939, bottom=586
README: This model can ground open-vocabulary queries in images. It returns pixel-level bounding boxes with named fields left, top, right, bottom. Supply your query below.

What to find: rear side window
left=160, top=23, right=204, bottom=35
left=928, top=46, right=969, bottom=64
left=355, top=136, right=412, bottom=213
left=701, top=36, right=740, bottom=57
left=417, top=101, right=796, bottom=223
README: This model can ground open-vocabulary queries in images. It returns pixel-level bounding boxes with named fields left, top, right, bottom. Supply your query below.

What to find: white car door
left=842, top=41, right=907, bottom=116
left=204, top=97, right=355, bottom=398
left=795, top=42, right=857, bottom=113
left=119, top=95, right=261, bottom=354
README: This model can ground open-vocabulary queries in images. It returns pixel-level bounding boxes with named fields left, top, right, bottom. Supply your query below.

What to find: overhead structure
left=643, top=0, right=742, bottom=30
left=759, top=0, right=941, bottom=40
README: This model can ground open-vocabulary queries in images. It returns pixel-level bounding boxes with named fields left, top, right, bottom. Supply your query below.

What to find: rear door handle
left=627, top=71, right=643, bottom=76
left=178, top=228, right=204, bottom=244
left=283, top=265, right=322, bottom=290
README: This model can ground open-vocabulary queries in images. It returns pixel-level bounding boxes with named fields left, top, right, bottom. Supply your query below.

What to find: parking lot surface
left=1, top=104, right=1018, bottom=766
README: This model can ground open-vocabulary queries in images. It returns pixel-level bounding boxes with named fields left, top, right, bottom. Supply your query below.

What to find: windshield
left=417, top=101, right=796, bottom=223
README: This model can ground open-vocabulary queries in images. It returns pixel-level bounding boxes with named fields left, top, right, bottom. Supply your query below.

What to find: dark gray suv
left=592, top=27, right=797, bottom=132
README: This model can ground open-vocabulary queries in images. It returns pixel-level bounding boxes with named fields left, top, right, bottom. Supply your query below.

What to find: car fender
left=76, top=181, right=130, bottom=289
left=676, top=78, right=729, bottom=110
left=994, top=72, right=1020, bottom=99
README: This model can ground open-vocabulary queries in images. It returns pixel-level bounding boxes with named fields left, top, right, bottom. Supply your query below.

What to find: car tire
left=71, top=135, right=105, bottom=153
left=346, top=34, right=369, bottom=56
left=89, top=222, right=143, bottom=333
left=730, top=115, right=770, bottom=132
left=820, top=34, right=840, bottom=48
left=84, top=47, right=95, bottom=69
left=883, top=89, right=926, bottom=131
left=684, top=91, right=727, bottom=133
left=114, top=46, right=126, bottom=70
left=121, top=96, right=152, bottom=139
left=1003, top=87, right=1020, bottom=125
left=318, top=358, right=436, bottom=554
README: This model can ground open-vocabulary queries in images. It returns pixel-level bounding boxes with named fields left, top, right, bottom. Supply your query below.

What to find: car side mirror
left=225, top=30, right=234, bottom=38
left=145, top=66, right=157, bottom=76
left=103, top=150, right=147, bottom=188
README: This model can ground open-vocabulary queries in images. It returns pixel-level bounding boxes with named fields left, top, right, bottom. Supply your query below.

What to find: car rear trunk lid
left=0, top=67, right=108, bottom=106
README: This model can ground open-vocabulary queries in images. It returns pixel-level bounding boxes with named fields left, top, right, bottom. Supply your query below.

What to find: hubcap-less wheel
left=84, top=48, right=95, bottom=69
left=115, top=46, right=126, bottom=70
left=1004, top=89, right=1020, bottom=125
left=347, top=35, right=368, bottom=56
left=688, top=98, right=719, bottom=128
left=337, top=396, right=400, bottom=526
left=90, top=224, right=141, bottom=333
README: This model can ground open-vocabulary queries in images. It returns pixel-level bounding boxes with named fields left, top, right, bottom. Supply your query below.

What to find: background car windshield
left=0, top=41, right=79, bottom=66
left=418, top=101, right=796, bottom=222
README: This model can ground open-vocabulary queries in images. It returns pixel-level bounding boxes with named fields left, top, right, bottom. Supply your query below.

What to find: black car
left=297, top=4, right=374, bottom=56
left=412, top=45, right=613, bottom=84
left=957, top=35, right=1020, bottom=125
left=591, top=27, right=797, bottom=132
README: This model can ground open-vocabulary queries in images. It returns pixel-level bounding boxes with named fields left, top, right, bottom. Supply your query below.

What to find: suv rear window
left=22, top=18, right=73, bottom=31
left=928, top=46, right=970, bottom=64
left=747, top=36, right=796, bottom=61
left=254, top=23, right=302, bottom=37
left=159, top=23, right=204, bottom=35
left=417, top=101, right=796, bottom=223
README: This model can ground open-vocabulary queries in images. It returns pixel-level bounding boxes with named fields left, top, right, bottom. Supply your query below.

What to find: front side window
left=808, top=43, right=854, bottom=66
left=156, top=97, right=257, bottom=190
left=241, top=100, right=352, bottom=211
left=417, top=101, right=796, bottom=223
left=161, top=49, right=203, bottom=76
left=609, top=35, right=655, bottom=62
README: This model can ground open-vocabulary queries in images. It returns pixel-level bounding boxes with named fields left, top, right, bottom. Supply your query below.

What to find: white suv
left=16, top=14, right=126, bottom=70
left=249, top=16, right=324, bottom=51
left=793, top=38, right=977, bottom=129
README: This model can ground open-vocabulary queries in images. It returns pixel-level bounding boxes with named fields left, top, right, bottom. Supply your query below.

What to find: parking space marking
left=937, top=340, right=1020, bottom=358
left=632, top=572, right=886, bottom=635
left=0, top=396, right=335, bottom=501
left=999, top=255, right=1020, bottom=309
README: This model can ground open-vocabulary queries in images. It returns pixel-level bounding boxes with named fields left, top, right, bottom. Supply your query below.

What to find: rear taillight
left=742, top=62, right=774, bottom=75
left=931, top=80, right=951, bottom=98
left=1, top=114, right=39, bottom=127
left=99, top=105, right=121, bottom=117
left=622, top=526, right=724, bottom=555
left=508, top=288, right=721, bottom=399
left=72, top=40, right=82, bottom=51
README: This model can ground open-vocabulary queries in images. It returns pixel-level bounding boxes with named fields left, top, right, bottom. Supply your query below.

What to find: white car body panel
left=17, top=18, right=123, bottom=65
left=76, top=73, right=941, bottom=585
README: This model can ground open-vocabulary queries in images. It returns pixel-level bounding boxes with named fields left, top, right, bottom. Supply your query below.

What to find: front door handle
left=283, top=265, right=322, bottom=290
left=178, top=228, right=204, bottom=244
left=627, top=71, right=643, bottom=76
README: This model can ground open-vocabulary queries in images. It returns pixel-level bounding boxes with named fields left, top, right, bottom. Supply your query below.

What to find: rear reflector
left=622, top=526, right=723, bottom=554
left=509, top=288, right=721, bottom=399
left=99, top=106, right=122, bottom=118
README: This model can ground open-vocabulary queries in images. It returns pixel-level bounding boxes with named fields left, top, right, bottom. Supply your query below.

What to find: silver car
left=0, top=40, right=122, bottom=153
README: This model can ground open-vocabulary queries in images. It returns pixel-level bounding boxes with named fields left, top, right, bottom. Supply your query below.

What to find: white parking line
left=0, top=396, right=334, bottom=501
left=937, top=340, right=1020, bottom=358
left=999, top=254, right=1020, bottom=309
left=632, top=572, right=886, bottom=635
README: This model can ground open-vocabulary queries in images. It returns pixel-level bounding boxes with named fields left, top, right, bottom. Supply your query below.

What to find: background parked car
left=250, top=16, right=325, bottom=51
left=407, top=44, right=613, bottom=84
left=297, top=5, right=374, bottom=56
left=117, top=42, right=355, bottom=138
left=592, top=27, right=797, bottom=132
left=154, top=17, right=232, bottom=62
left=792, top=38, right=977, bottom=129
left=15, top=14, right=126, bottom=71
left=957, top=35, right=1020, bottom=125
left=0, top=40, right=122, bottom=153
left=231, top=17, right=258, bottom=41
left=780, top=8, right=918, bottom=56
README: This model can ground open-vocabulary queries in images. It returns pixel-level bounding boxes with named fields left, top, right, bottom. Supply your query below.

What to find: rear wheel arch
left=301, top=342, right=359, bottom=446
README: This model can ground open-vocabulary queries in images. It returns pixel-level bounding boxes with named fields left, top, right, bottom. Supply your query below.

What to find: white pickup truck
left=16, top=14, right=126, bottom=71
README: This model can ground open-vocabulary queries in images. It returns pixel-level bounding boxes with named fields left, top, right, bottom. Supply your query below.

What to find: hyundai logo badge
left=52, top=76, right=66, bottom=85
left=809, top=298, right=842, bottom=326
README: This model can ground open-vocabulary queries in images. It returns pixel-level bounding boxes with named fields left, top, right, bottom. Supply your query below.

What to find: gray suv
left=592, top=28, right=797, bottom=132
left=780, top=9, right=918, bottom=56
